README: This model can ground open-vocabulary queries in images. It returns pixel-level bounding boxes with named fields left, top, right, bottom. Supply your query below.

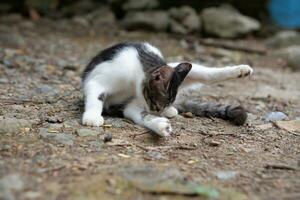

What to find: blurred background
left=1, top=1, right=300, bottom=200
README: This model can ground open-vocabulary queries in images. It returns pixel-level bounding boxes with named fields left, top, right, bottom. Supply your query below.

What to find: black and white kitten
left=82, top=42, right=253, bottom=136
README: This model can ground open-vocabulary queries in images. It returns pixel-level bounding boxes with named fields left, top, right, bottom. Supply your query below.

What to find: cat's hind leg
left=168, top=62, right=253, bottom=85
left=123, top=99, right=172, bottom=137
left=82, top=81, right=106, bottom=127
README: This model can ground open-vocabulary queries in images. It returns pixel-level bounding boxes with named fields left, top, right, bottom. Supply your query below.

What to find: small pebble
left=183, top=112, right=194, bottom=118
left=263, top=111, right=288, bottom=122
left=209, top=140, right=220, bottom=146
left=103, top=133, right=113, bottom=143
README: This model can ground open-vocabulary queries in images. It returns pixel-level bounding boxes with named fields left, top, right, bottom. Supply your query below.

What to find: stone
left=201, top=7, right=260, bottom=38
left=122, top=11, right=170, bottom=31
left=0, top=174, right=24, bottom=200
left=147, top=151, right=162, bottom=160
left=273, top=45, right=300, bottom=71
left=39, top=128, right=74, bottom=146
left=76, top=128, right=99, bottom=137
left=0, top=118, right=32, bottom=134
left=170, top=19, right=188, bottom=35
left=85, top=6, right=116, bottom=27
left=169, top=6, right=201, bottom=33
left=215, top=171, right=238, bottom=181
left=274, top=120, right=300, bottom=133
left=0, top=29, right=25, bottom=47
left=122, top=0, right=159, bottom=11
left=266, top=31, right=300, bottom=48
left=120, top=166, right=219, bottom=197
left=263, top=111, right=288, bottom=122
left=103, top=133, right=112, bottom=142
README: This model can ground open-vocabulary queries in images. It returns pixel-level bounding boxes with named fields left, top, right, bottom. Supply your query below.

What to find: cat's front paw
left=149, top=117, right=173, bottom=137
left=162, top=106, right=178, bottom=118
left=235, top=65, right=253, bottom=78
left=82, top=111, right=104, bottom=127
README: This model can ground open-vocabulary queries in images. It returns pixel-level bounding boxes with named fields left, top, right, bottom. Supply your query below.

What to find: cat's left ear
left=167, top=62, right=192, bottom=98
left=172, top=63, right=192, bottom=87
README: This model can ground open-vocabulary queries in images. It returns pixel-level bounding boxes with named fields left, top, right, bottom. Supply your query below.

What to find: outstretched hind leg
left=168, top=62, right=253, bottom=85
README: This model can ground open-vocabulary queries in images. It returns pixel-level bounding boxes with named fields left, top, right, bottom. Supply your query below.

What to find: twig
left=265, top=164, right=298, bottom=171
left=135, top=144, right=197, bottom=151
left=198, top=38, right=267, bottom=55
left=0, top=98, right=45, bottom=105
left=106, top=143, right=197, bottom=151
left=130, top=131, right=151, bottom=138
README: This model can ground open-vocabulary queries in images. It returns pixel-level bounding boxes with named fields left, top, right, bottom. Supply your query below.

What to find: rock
left=215, top=171, right=238, bottom=181
left=0, top=14, right=23, bottom=23
left=209, top=140, right=221, bottom=147
left=46, top=116, right=63, bottom=123
left=61, top=0, right=94, bottom=16
left=122, top=11, right=170, bottom=31
left=169, top=6, right=201, bottom=33
left=72, top=16, right=89, bottom=27
left=39, top=128, right=74, bottom=146
left=0, top=174, right=24, bottom=200
left=0, top=29, right=25, bottom=47
left=122, top=0, right=159, bottom=11
left=147, top=151, right=162, bottom=160
left=76, top=128, right=99, bottom=137
left=170, top=19, right=188, bottom=35
left=273, top=45, right=300, bottom=71
left=0, top=118, right=32, bottom=134
left=266, top=31, right=300, bottom=48
left=201, top=6, right=260, bottom=38
left=85, top=6, right=116, bottom=27
left=263, top=111, right=288, bottom=122
left=274, top=120, right=300, bottom=133
left=103, top=133, right=113, bottom=142
left=120, top=165, right=219, bottom=197
left=33, top=85, right=59, bottom=103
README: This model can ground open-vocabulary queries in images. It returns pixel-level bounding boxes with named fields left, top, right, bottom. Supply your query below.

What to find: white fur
left=162, top=106, right=178, bottom=118
left=82, top=43, right=253, bottom=136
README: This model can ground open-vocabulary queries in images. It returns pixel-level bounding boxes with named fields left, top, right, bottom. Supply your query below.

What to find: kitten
left=82, top=42, right=253, bottom=136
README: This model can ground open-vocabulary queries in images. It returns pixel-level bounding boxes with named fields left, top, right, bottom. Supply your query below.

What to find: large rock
left=39, top=128, right=74, bottom=146
left=273, top=45, right=300, bottom=71
left=169, top=6, right=201, bottom=34
left=201, top=7, right=260, bottom=38
left=266, top=30, right=300, bottom=48
left=122, top=11, right=170, bottom=31
left=0, top=118, right=32, bottom=134
left=122, top=0, right=159, bottom=11
left=84, top=6, right=116, bottom=27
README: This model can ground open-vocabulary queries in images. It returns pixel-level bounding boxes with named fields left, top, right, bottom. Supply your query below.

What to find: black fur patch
left=82, top=42, right=166, bottom=80
left=98, top=93, right=106, bottom=101
left=133, top=44, right=166, bottom=73
left=82, top=42, right=134, bottom=80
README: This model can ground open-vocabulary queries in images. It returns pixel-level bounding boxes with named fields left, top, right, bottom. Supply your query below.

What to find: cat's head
left=143, top=62, right=192, bottom=112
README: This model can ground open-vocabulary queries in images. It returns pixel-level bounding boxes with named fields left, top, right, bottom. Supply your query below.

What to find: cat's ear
left=149, top=67, right=173, bottom=90
left=167, top=62, right=192, bottom=99
left=173, top=62, right=192, bottom=85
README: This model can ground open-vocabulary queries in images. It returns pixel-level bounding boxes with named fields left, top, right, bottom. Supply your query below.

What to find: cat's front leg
left=82, top=82, right=105, bottom=127
left=123, top=99, right=173, bottom=137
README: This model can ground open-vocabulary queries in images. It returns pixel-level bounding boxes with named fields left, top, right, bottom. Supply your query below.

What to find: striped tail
left=176, top=100, right=247, bottom=126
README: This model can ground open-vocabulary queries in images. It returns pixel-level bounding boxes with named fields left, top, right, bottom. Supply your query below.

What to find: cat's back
left=82, top=42, right=166, bottom=81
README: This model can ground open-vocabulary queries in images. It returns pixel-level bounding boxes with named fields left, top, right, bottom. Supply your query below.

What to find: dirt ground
left=0, top=16, right=299, bottom=200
